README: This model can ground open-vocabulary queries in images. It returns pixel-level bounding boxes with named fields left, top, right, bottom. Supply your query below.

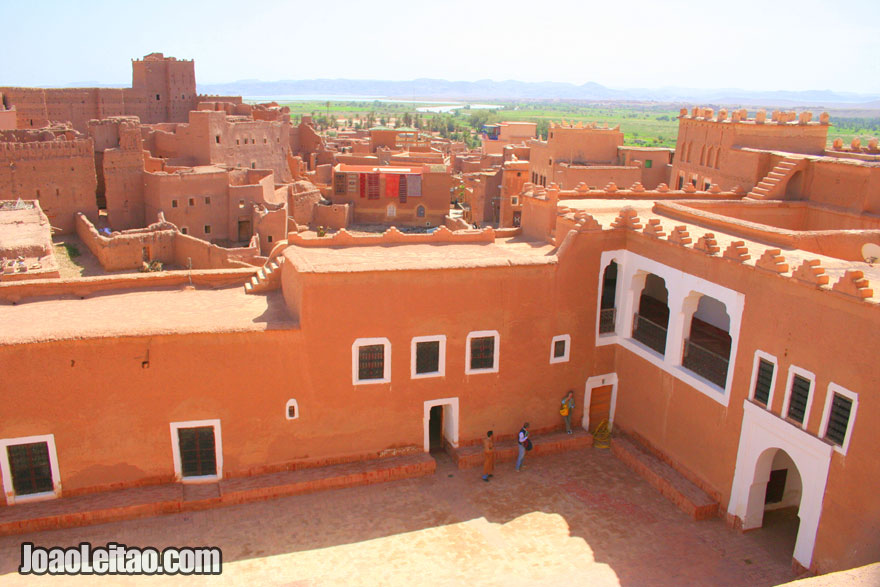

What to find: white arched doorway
left=728, top=401, right=832, bottom=569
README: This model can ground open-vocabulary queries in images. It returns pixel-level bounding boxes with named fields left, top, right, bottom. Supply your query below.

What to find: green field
left=271, top=99, right=880, bottom=150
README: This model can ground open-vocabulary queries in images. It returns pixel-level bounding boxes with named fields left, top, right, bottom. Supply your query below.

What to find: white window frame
left=781, top=366, right=816, bottom=431
left=595, top=256, right=622, bottom=339
left=511, top=196, right=519, bottom=206
left=820, top=383, right=858, bottom=455
left=352, top=337, right=391, bottom=385
left=386, top=204, right=397, bottom=218
left=285, top=399, right=300, bottom=421
left=596, top=250, right=745, bottom=407
left=169, top=419, right=223, bottom=484
left=465, top=330, right=500, bottom=375
left=748, top=350, right=779, bottom=410
left=0, top=434, right=61, bottom=504
left=411, top=335, right=446, bottom=379
left=549, top=334, right=571, bottom=364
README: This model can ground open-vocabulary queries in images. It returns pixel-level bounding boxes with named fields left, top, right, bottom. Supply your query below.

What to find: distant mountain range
left=192, top=78, right=880, bottom=108
left=53, top=78, right=880, bottom=108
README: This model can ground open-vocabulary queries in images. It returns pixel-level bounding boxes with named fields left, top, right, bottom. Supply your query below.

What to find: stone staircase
left=611, top=434, right=719, bottom=520
left=746, top=157, right=807, bottom=200
left=244, top=256, right=284, bottom=294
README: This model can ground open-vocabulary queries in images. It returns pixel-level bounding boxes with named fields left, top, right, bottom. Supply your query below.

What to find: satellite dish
left=861, top=243, right=880, bottom=264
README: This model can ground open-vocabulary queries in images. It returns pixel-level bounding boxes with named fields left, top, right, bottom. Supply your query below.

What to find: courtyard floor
left=0, top=447, right=797, bottom=586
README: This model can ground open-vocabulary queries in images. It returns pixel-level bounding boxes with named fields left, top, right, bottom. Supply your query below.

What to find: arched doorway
left=728, top=402, right=833, bottom=569
left=785, top=171, right=804, bottom=200
left=682, top=294, right=732, bottom=387
left=748, top=448, right=803, bottom=561
left=632, top=273, right=669, bottom=355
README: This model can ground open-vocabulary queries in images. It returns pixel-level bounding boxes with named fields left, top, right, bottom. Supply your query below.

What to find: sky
left=1, top=0, right=879, bottom=95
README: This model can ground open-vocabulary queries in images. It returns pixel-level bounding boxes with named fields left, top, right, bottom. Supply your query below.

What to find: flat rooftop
left=284, top=237, right=557, bottom=274
left=0, top=286, right=296, bottom=345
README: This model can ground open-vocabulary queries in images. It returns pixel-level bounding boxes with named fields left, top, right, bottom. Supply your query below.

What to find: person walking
left=516, top=422, right=530, bottom=472
left=481, top=430, right=495, bottom=481
left=560, top=390, right=575, bottom=434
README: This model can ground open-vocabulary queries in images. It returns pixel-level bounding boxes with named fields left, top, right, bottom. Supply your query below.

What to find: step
left=448, top=429, right=592, bottom=469
left=611, top=435, right=718, bottom=521
left=778, top=161, right=799, bottom=168
left=257, top=268, right=267, bottom=280
left=757, top=180, right=777, bottom=189
left=750, top=186, right=770, bottom=195
left=0, top=453, right=436, bottom=536
left=244, top=282, right=254, bottom=293
left=768, top=171, right=787, bottom=179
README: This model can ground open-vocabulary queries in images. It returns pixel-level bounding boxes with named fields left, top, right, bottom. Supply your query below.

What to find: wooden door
left=589, top=385, right=613, bottom=432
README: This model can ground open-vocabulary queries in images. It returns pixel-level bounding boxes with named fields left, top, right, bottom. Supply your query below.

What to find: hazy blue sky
left=2, top=0, right=878, bottom=94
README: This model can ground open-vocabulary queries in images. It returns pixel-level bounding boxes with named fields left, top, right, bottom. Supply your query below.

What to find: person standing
left=560, top=390, right=575, bottom=434
left=516, top=422, right=530, bottom=472
left=481, top=430, right=495, bottom=482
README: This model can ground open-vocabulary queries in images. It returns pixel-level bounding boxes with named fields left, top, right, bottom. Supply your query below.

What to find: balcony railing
left=682, top=338, right=729, bottom=388
left=632, top=313, right=667, bottom=355
left=599, top=308, right=616, bottom=334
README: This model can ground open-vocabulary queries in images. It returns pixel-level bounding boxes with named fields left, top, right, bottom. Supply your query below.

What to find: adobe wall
left=0, top=107, right=16, bottom=131
left=171, top=233, right=259, bottom=268
left=499, top=161, right=528, bottom=227
left=799, top=158, right=880, bottom=214
left=587, top=226, right=880, bottom=573
left=554, top=165, right=642, bottom=191
left=618, top=147, right=672, bottom=189
left=0, top=88, right=49, bottom=128
left=144, top=167, right=229, bottom=241
left=131, top=55, right=197, bottom=124
left=520, top=189, right=557, bottom=242
left=0, top=137, right=98, bottom=233
left=76, top=213, right=176, bottom=271
left=313, top=203, right=352, bottom=229
left=90, top=118, right=148, bottom=230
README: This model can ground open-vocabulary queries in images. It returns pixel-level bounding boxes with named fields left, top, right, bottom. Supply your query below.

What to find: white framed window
left=411, top=335, right=446, bottom=379
left=511, top=196, right=519, bottom=206
left=285, top=399, right=299, bottom=421
left=386, top=204, right=397, bottom=218
left=169, top=419, right=222, bottom=483
left=820, top=383, right=858, bottom=455
left=352, top=337, right=391, bottom=385
left=748, top=350, right=778, bottom=409
left=0, top=434, right=61, bottom=504
left=465, top=330, right=499, bottom=375
left=550, top=334, right=571, bottom=364
left=782, top=366, right=816, bottom=430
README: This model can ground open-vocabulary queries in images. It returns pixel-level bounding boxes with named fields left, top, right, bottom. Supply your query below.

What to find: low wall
left=76, top=213, right=176, bottom=271
left=77, top=214, right=260, bottom=271
left=0, top=268, right=257, bottom=304
left=287, top=225, right=495, bottom=247
left=444, top=215, right=471, bottom=231
left=313, top=203, right=352, bottom=230
left=654, top=201, right=880, bottom=261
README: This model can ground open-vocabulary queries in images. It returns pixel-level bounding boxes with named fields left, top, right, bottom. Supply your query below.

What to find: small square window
left=511, top=196, right=519, bottom=206
left=412, top=336, right=446, bottom=378
left=550, top=334, right=571, bottom=364
left=466, top=331, right=499, bottom=374
left=0, top=434, right=60, bottom=504
left=189, top=198, right=195, bottom=207
left=170, top=420, right=222, bottom=482
left=267, top=235, right=273, bottom=243
left=171, top=200, right=178, bottom=208
left=181, top=227, right=188, bottom=235
left=285, top=399, right=299, bottom=420
left=352, top=338, right=391, bottom=384
left=204, top=196, right=211, bottom=205
left=644, top=160, right=653, bottom=169
left=204, top=225, right=211, bottom=235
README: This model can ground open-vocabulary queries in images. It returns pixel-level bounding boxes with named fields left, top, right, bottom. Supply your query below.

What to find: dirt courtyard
left=0, top=448, right=797, bottom=586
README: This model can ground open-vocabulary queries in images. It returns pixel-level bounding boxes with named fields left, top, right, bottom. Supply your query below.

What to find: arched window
left=416, top=205, right=425, bottom=218
left=386, top=204, right=396, bottom=218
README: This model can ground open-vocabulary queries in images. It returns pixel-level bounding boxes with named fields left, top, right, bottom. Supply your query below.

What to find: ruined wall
left=143, top=167, right=229, bottom=241
left=90, top=118, right=147, bottom=230
left=76, top=212, right=175, bottom=271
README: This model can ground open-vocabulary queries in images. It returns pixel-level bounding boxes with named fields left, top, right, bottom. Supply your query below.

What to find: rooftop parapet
left=679, top=106, right=831, bottom=126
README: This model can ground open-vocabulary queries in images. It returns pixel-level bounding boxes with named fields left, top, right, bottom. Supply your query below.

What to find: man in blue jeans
left=516, top=422, right=530, bottom=471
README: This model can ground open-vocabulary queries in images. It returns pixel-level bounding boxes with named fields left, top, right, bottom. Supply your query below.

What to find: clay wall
left=143, top=168, right=229, bottom=241
left=0, top=137, right=98, bottom=233
left=90, top=118, right=148, bottom=230
left=76, top=212, right=176, bottom=270
left=131, top=54, right=197, bottom=124
left=0, top=107, right=16, bottom=131
left=0, top=88, right=49, bottom=128
left=618, top=147, right=672, bottom=189
left=551, top=165, right=642, bottom=192
left=499, top=161, right=529, bottom=228
left=600, top=228, right=880, bottom=573
left=312, top=202, right=352, bottom=229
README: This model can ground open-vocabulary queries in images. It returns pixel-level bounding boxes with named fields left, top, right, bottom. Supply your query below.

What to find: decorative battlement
left=0, top=138, right=93, bottom=161
left=679, top=106, right=830, bottom=126
left=524, top=181, right=740, bottom=201
left=287, top=225, right=495, bottom=247
left=594, top=207, right=877, bottom=305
